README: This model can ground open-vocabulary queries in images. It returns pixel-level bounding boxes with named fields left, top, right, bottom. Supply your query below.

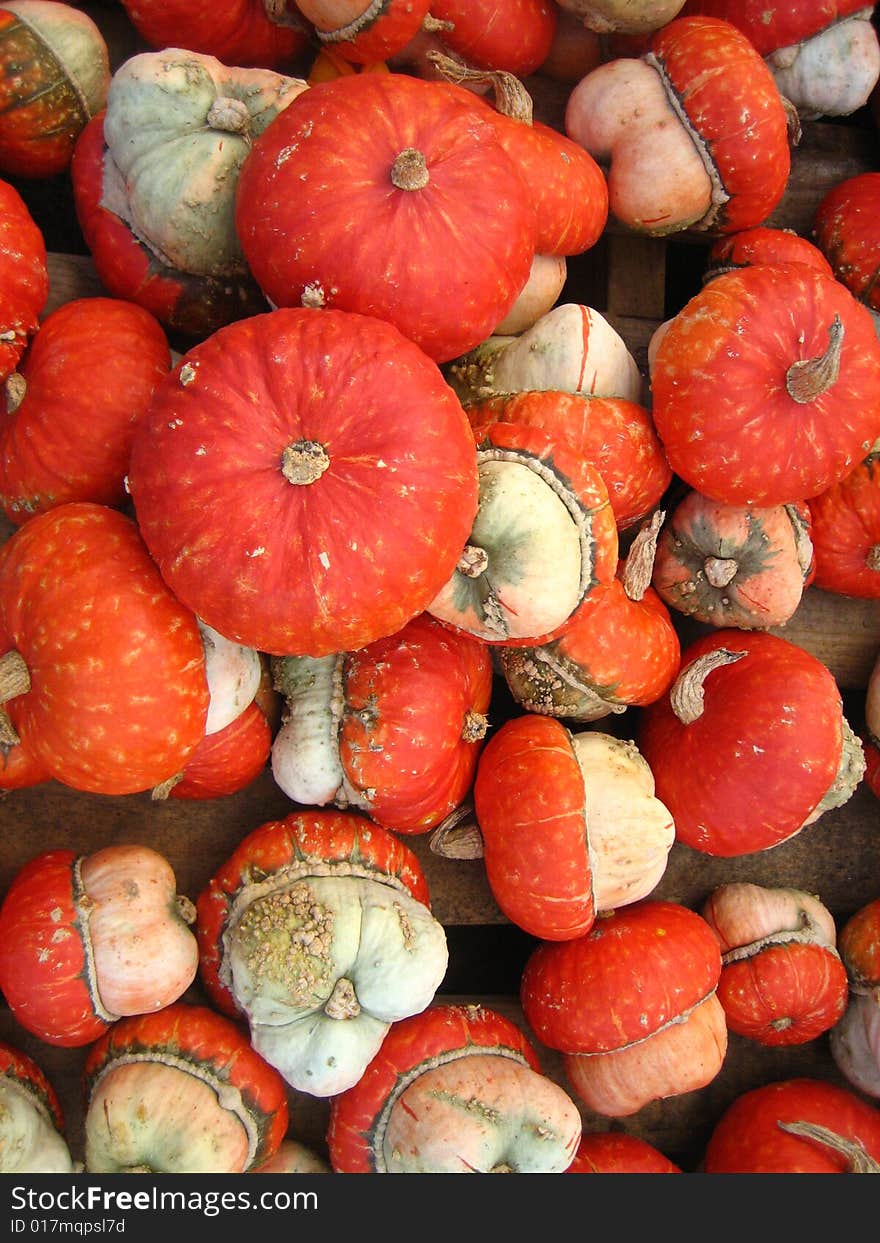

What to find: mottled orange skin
left=427, top=0, right=557, bottom=75
left=566, top=1131, right=681, bottom=1173
left=814, top=172, right=880, bottom=314
left=118, top=0, right=307, bottom=70
left=474, top=715, right=594, bottom=941
left=649, top=16, right=791, bottom=234
left=339, top=613, right=493, bottom=834
left=838, top=898, right=880, bottom=989
left=235, top=73, right=536, bottom=364
left=83, top=1003, right=289, bottom=1171
left=679, top=1, right=869, bottom=57
left=0, top=503, right=209, bottom=795
left=638, top=629, right=845, bottom=856
left=0, top=177, right=47, bottom=382
left=467, top=390, right=671, bottom=531
left=716, top=943, right=848, bottom=1045
left=708, top=225, right=834, bottom=278
left=0, top=850, right=109, bottom=1047
left=301, top=0, right=431, bottom=64
left=499, top=556, right=680, bottom=716
left=71, top=114, right=269, bottom=339
left=703, top=1077, right=880, bottom=1172
left=0, top=8, right=102, bottom=178
left=651, top=263, right=880, bottom=506
left=0, top=297, right=170, bottom=524
left=127, top=307, right=479, bottom=657
left=809, top=451, right=880, bottom=598
left=327, top=1003, right=542, bottom=1173
left=0, top=1039, right=64, bottom=1134
left=196, top=810, right=432, bottom=1017
left=520, top=900, right=722, bottom=1054
left=169, top=700, right=271, bottom=800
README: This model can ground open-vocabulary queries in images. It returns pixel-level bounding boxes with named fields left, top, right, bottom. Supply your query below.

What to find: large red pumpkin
left=651, top=262, right=880, bottom=506
left=0, top=177, right=47, bottom=382
left=127, top=306, right=479, bottom=657
left=0, top=502, right=209, bottom=794
left=235, top=72, right=536, bottom=364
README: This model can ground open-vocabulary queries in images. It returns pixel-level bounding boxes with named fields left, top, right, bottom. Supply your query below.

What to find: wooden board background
left=0, top=1, right=879, bottom=1174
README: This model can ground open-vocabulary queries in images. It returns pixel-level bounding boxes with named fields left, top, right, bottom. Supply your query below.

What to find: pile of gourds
left=1, top=0, right=880, bottom=1176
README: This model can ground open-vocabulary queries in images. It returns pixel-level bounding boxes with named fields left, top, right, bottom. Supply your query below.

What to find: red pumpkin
left=0, top=502, right=209, bottom=794
left=0, top=297, right=170, bottom=524
left=424, top=0, right=557, bottom=76
left=118, top=0, right=308, bottom=70
left=0, top=844, right=199, bottom=1046
left=498, top=512, right=681, bottom=720
left=638, top=628, right=862, bottom=856
left=127, top=307, right=479, bottom=657
left=270, top=612, right=493, bottom=834
left=651, top=263, right=880, bottom=506
left=71, top=112, right=271, bottom=340
left=0, top=0, right=109, bottom=178
left=566, top=1132, right=682, bottom=1173
left=162, top=699, right=272, bottom=800
left=565, top=15, right=791, bottom=236
left=472, top=715, right=675, bottom=940
left=327, top=1002, right=581, bottom=1173
left=0, top=177, right=47, bottom=381
left=235, top=72, right=536, bottom=364
left=703, top=882, right=848, bottom=1045
left=808, top=447, right=880, bottom=598
left=707, top=225, right=834, bottom=280
left=465, top=389, right=671, bottom=532
left=521, top=899, right=727, bottom=1117
left=295, top=0, right=430, bottom=64
left=813, top=172, right=880, bottom=316
left=703, top=1078, right=880, bottom=1173
left=83, top=1002, right=289, bottom=1173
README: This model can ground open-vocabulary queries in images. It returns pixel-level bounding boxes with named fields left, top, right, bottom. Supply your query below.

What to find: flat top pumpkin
left=234, top=71, right=536, bottom=364
left=127, top=306, right=479, bottom=657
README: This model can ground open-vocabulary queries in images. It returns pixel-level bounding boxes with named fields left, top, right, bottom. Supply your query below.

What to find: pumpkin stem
left=206, top=96, right=251, bottom=135
left=429, top=801, right=485, bottom=859
left=176, top=895, right=197, bottom=925
left=457, top=544, right=489, bottom=577
left=866, top=544, right=880, bottom=573
left=0, top=649, right=30, bottom=716
left=5, top=372, right=26, bottom=413
left=281, top=440, right=330, bottom=485
left=391, top=148, right=430, bottom=191
left=785, top=315, right=844, bottom=404
left=669, top=647, right=746, bottom=725
left=703, top=556, right=738, bottom=589
left=461, top=709, right=489, bottom=743
left=777, top=1120, right=880, bottom=1172
left=324, top=976, right=360, bottom=1021
left=422, top=14, right=455, bottom=33
left=425, top=51, right=533, bottom=124
left=622, top=509, right=664, bottom=601
left=151, top=771, right=183, bottom=800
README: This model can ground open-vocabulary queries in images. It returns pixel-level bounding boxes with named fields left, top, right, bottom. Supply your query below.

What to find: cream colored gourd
left=554, top=0, right=685, bottom=33
left=447, top=303, right=644, bottom=405
left=495, top=254, right=567, bottom=335
left=381, top=1054, right=581, bottom=1173
left=0, top=1078, right=73, bottom=1174
left=198, top=619, right=262, bottom=736
left=101, top=49, right=308, bottom=277
left=570, top=731, right=675, bottom=911
left=768, top=10, right=880, bottom=120
left=79, top=845, right=199, bottom=1017
left=223, top=874, right=448, bottom=1097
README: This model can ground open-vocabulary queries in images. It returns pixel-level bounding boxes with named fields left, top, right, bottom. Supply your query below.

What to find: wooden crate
left=2, top=6, right=880, bottom=1173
